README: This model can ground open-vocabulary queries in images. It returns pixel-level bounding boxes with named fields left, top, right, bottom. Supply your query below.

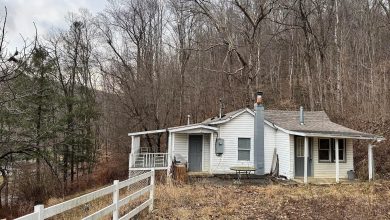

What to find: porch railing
left=130, top=153, right=169, bottom=168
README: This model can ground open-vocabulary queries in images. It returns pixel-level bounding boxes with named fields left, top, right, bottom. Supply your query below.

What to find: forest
left=0, top=0, right=389, bottom=217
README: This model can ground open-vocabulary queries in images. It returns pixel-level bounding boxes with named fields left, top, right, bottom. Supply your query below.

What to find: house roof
left=203, top=108, right=384, bottom=140
left=202, top=108, right=254, bottom=125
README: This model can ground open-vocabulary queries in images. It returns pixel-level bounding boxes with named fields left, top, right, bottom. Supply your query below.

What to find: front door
left=188, top=135, right=203, bottom=172
left=294, top=136, right=312, bottom=177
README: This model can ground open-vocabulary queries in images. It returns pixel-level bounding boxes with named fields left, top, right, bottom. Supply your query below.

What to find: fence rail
left=16, top=169, right=155, bottom=220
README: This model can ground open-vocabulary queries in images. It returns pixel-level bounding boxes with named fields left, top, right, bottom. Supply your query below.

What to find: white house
left=128, top=94, right=384, bottom=183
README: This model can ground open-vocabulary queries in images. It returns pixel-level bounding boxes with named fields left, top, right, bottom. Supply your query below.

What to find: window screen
left=238, top=138, right=250, bottom=161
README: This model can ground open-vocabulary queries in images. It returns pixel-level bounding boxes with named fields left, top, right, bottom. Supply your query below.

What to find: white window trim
left=238, top=137, right=251, bottom=161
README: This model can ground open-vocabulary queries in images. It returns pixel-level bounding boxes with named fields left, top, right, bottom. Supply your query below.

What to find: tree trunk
left=0, top=169, right=8, bottom=208
left=334, top=0, right=343, bottom=114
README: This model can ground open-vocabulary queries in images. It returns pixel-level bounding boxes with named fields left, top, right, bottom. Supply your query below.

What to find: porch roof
left=127, top=124, right=218, bottom=136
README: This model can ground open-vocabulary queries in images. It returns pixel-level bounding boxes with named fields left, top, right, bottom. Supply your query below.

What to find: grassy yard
left=147, top=178, right=390, bottom=219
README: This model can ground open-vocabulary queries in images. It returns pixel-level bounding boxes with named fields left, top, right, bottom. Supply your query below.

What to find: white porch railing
left=130, top=153, right=169, bottom=169
left=16, top=170, right=155, bottom=220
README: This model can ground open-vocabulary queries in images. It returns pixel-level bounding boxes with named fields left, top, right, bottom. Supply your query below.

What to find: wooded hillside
left=0, top=0, right=389, bottom=218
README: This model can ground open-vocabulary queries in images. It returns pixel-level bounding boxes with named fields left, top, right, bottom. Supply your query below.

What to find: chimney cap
left=256, top=91, right=263, bottom=105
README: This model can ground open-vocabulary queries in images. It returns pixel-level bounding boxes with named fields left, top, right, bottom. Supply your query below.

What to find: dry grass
left=19, top=177, right=390, bottom=219
left=147, top=178, right=390, bottom=220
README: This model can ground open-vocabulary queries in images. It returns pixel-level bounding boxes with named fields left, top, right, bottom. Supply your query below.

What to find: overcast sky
left=1, top=0, right=107, bottom=52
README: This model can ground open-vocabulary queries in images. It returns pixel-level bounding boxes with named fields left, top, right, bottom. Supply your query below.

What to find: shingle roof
left=202, top=108, right=248, bottom=124
left=203, top=108, right=383, bottom=140
left=264, top=110, right=379, bottom=139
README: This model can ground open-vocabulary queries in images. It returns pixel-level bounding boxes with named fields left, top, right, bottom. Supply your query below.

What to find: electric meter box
left=215, top=138, right=224, bottom=155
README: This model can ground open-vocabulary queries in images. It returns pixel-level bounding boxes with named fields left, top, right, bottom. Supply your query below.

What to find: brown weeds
left=148, top=179, right=390, bottom=220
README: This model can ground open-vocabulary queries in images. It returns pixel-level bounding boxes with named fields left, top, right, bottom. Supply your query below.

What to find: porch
left=292, top=135, right=383, bottom=184
left=128, top=124, right=218, bottom=173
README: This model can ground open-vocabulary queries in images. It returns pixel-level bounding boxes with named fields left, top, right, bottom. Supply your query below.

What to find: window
left=319, top=138, right=346, bottom=162
left=319, top=139, right=331, bottom=162
left=296, top=137, right=304, bottom=157
left=331, top=139, right=346, bottom=162
left=238, top=138, right=250, bottom=161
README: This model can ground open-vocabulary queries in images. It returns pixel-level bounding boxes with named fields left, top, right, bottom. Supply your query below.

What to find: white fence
left=16, top=169, right=155, bottom=220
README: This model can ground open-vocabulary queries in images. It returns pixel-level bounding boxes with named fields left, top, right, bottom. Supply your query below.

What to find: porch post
left=172, top=132, right=175, bottom=153
left=304, top=136, right=308, bottom=184
left=335, top=138, right=339, bottom=183
left=131, top=136, right=135, bottom=152
left=210, top=132, right=214, bottom=174
left=129, top=136, right=134, bottom=178
left=167, top=131, right=172, bottom=178
left=368, top=144, right=373, bottom=181
left=128, top=153, right=133, bottom=178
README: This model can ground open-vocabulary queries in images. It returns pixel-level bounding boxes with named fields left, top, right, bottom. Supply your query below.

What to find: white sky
left=0, top=0, right=107, bottom=52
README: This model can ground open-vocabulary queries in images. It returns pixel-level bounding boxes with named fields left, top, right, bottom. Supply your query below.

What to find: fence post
left=34, top=204, right=44, bottom=220
left=149, top=168, right=155, bottom=212
left=112, top=180, right=119, bottom=220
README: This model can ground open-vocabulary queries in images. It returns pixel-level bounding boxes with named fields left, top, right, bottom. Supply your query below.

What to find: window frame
left=333, top=139, right=346, bottom=163
left=296, top=137, right=305, bottom=158
left=318, top=138, right=347, bottom=163
left=318, top=138, right=331, bottom=162
left=237, top=137, right=251, bottom=161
